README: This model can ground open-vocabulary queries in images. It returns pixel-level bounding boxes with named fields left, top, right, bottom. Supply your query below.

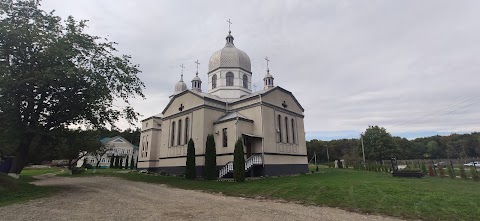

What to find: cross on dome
left=179, top=64, right=185, bottom=80
left=227, top=19, right=232, bottom=33
left=195, top=60, right=200, bottom=74
left=265, top=56, right=270, bottom=70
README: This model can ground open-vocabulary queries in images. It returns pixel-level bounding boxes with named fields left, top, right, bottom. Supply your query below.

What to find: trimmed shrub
left=185, top=138, right=196, bottom=179
left=84, top=163, right=93, bottom=169
left=110, top=156, right=114, bottom=168
left=459, top=166, right=467, bottom=179
left=428, top=165, right=435, bottom=176
left=125, top=156, right=129, bottom=169
left=233, top=138, right=245, bottom=182
left=420, top=163, right=427, bottom=175
left=470, top=167, right=479, bottom=181
left=130, top=156, right=135, bottom=170
left=204, top=134, right=217, bottom=180
left=438, top=165, right=445, bottom=178
left=447, top=165, right=455, bottom=178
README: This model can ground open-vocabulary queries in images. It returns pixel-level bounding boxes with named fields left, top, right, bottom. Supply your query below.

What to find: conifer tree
left=428, top=165, right=435, bottom=176
left=204, top=134, right=217, bottom=180
left=438, top=165, right=446, bottom=178
left=420, top=163, right=427, bottom=174
left=130, top=156, right=135, bottom=170
left=115, top=156, right=119, bottom=168
left=459, top=166, right=467, bottom=179
left=110, top=155, right=114, bottom=168
left=185, top=138, right=196, bottom=179
left=233, top=138, right=246, bottom=182
left=447, top=165, right=455, bottom=178
left=470, top=167, right=479, bottom=181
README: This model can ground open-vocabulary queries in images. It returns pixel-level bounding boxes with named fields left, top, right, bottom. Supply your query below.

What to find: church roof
left=215, top=112, right=253, bottom=124
left=162, top=86, right=304, bottom=115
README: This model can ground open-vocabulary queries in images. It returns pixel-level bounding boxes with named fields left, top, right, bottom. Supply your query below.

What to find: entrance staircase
left=219, top=154, right=263, bottom=178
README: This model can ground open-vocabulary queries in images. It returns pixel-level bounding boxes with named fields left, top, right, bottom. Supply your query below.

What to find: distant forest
left=307, top=127, right=480, bottom=163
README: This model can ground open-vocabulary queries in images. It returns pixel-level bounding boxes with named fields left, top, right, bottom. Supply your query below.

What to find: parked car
left=433, top=161, right=446, bottom=167
left=463, top=161, right=480, bottom=167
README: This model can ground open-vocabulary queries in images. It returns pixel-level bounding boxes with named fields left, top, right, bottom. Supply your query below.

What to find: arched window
left=277, top=115, right=282, bottom=143
left=171, top=122, right=175, bottom=146
left=285, top=117, right=289, bottom=143
left=212, top=74, right=217, bottom=89
left=243, top=74, right=248, bottom=88
left=184, top=117, right=189, bottom=144
left=226, top=72, right=234, bottom=86
left=291, top=119, right=296, bottom=144
left=178, top=119, right=182, bottom=146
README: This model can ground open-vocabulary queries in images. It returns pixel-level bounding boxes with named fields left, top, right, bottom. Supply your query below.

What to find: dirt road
left=0, top=176, right=403, bottom=221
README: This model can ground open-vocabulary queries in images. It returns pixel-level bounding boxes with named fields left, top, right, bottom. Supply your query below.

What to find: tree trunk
left=8, top=133, right=35, bottom=175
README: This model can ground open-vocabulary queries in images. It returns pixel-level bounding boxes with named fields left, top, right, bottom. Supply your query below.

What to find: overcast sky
left=40, top=0, right=480, bottom=140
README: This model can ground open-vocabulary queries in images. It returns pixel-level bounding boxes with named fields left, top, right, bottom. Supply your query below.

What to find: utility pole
left=361, top=135, right=366, bottom=165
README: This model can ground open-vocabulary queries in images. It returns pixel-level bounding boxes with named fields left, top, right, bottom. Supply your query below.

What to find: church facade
left=137, top=30, right=308, bottom=177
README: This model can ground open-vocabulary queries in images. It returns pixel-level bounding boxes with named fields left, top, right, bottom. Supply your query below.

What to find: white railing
left=218, top=154, right=263, bottom=178
left=219, top=161, right=233, bottom=178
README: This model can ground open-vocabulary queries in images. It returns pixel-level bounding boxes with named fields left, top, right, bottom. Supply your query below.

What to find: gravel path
left=0, top=175, right=404, bottom=221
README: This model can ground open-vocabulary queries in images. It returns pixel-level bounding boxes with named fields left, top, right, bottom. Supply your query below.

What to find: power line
left=390, top=91, right=480, bottom=129
left=394, top=95, right=480, bottom=131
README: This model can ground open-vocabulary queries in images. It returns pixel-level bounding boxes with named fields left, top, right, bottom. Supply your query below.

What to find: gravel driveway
left=0, top=175, right=403, bottom=221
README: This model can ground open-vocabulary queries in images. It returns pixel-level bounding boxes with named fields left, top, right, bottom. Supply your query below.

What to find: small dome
left=192, top=75, right=202, bottom=82
left=175, top=78, right=187, bottom=93
left=208, top=32, right=251, bottom=73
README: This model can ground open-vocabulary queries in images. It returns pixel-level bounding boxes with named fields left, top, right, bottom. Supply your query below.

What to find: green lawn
left=98, top=168, right=480, bottom=221
left=0, top=168, right=63, bottom=207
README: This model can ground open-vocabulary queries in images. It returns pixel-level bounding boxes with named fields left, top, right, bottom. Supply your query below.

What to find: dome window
left=226, top=72, right=234, bottom=86
left=243, top=74, right=248, bottom=89
left=212, top=74, right=217, bottom=89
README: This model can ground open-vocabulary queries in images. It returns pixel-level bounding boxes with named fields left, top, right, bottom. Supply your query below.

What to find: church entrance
left=242, top=133, right=262, bottom=158
left=246, top=139, right=252, bottom=158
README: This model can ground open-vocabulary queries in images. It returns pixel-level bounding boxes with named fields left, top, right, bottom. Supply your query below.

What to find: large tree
left=0, top=0, right=144, bottom=175
left=361, top=126, right=396, bottom=162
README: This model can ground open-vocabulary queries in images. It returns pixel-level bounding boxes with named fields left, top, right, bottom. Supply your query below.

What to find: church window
left=222, top=128, right=228, bottom=147
left=171, top=122, right=176, bottom=146
left=178, top=119, right=182, bottom=146
left=277, top=115, right=282, bottom=143
left=285, top=117, right=289, bottom=143
left=185, top=117, right=189, bottom=144
left=226, top=72, right=234, bottom=86
left=291, top=119, right=296, bottom=144
left=243, top=74, right=248, bottom=88
left=212, top=74, right=217, bottom=89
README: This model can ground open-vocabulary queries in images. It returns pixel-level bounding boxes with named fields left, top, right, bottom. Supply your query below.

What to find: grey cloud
left=40, top=0, right=480, bottom=137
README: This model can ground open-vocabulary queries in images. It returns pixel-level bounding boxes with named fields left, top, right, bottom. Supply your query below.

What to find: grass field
left=0, top=167, right=63, bottom=207
left=96, top=168, right=480, bottom=221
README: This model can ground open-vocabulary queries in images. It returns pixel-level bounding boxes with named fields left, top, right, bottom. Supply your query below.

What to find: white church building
left=138, top=28, right=308, bottom=178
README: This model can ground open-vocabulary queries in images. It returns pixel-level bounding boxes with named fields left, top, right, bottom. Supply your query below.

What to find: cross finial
left=227, top=19, right=232, bottom=33
left=180, top=64, right=185, bottom=80
left=265, top=56, right=270, bottom=70
left=194, top=60, right=200, bottom=74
